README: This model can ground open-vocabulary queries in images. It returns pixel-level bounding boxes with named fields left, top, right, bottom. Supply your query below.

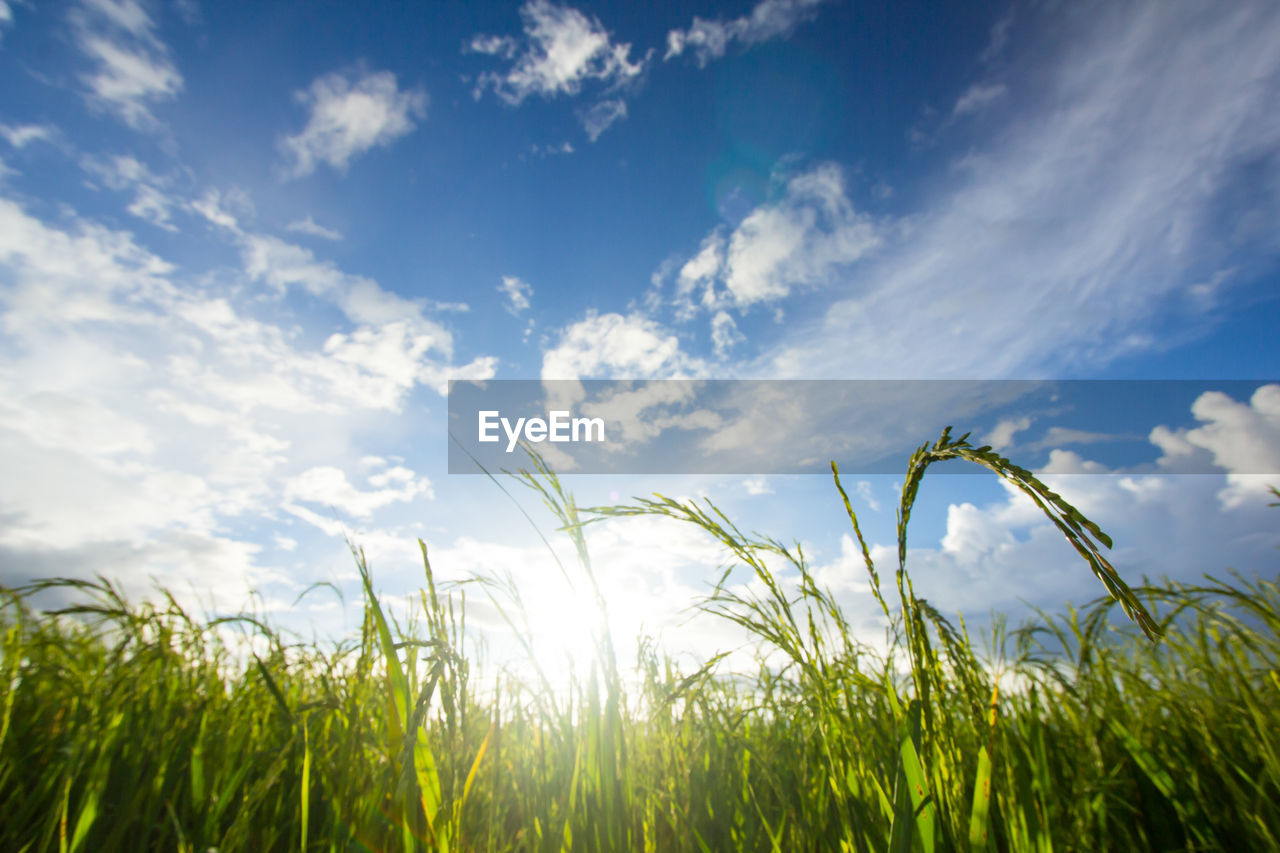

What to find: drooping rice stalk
left=0, top=429, right=1273, bottom=851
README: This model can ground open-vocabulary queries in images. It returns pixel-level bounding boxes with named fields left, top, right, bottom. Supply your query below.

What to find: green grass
left=1, top=428, right=1277, bottom=851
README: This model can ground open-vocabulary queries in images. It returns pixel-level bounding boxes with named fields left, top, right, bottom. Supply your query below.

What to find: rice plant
left=0, top=427, right=1275, bottom=851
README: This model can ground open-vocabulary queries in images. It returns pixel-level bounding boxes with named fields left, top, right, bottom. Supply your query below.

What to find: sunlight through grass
left=1, top=429, right=1276, bottom=851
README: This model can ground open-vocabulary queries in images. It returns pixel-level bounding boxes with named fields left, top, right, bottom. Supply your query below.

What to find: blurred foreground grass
left=1, top=429, right=1277, bottom=851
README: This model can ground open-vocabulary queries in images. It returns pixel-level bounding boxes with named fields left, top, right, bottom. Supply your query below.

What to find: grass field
left=2, top=429, right=1277, bottom=852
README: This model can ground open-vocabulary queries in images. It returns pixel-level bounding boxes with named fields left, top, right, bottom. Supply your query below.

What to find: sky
left=1, top=0, right=1279, bottom=678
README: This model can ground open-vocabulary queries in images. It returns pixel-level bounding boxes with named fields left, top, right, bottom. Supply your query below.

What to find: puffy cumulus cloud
left=319, top=322, right=453, bottom=409
left=1151, top=384, right=1280, bottom=507
left=0, top=197, right=175, bottom=333
left=0, top=194, right=494, bottom=613
left=984, top=416, right=1032, bottom=452
left=668, top=163, right=880, bottom=315
left=284, top=463, right=432, bottom=519
left=468, top=1, right=646, bottom=140
left=887, top=469, right=1276, bottom=622
left=541, top=311, right=708, bottom=380
left=280, top=68, right=427, bottom=178
left=72, top=0, right=183, bottom=130
left=498, top=275, right=533, bottom=315
left=815, top=389, right=1280, bottom=626
left=469, top=0, right=644, bottom=104
left=665, top=0, right=827, bottom=67
left=765, top=2, right=1280, bottom=380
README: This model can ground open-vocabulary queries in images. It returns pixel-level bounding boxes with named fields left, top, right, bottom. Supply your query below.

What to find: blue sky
left=1, top=0, right=1279, bottom=674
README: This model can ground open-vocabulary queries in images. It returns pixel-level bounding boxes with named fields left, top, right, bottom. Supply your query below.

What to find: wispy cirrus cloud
left=79, top=152, right=180, bottom=231
left=756, top=1, right=1280, bottom=380
left=279, top=68, right=427, bottom=178
left=951, top=82, right=1007, bottom=117
left=0, top=123, right=56, bottom=149
left=71, top=0, right=183, bottom=131
left=580, top=98, right=627, bottom=142
left=665, top=0, right=827, bottom=68
left=286, top=215, right=343, bottom=241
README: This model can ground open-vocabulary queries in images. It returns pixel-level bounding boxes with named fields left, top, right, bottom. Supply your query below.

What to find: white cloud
left=984, top=415, right=1032, bottom=451
left=0, top=201, right=274, bottom=603
left=665, top=0, right=826, bottom=67
left=671, top=163, right=880, bottom=314
left=242, top=234, right=498, bottom=399
left=742, top=477, right=772, bottom=495
left=285, top=463, right=432, bottom=519
left=190, top=189, right=243, bottom=233
left=541, top=311, right=707, bottom=380
left=1151, top=384, right=1280, bottom=506
left=498, top=275, right=533, bottom=314
left=849, top=479, right=880, bottom=512
left=952, top=82, right=1008, bottom=116
left=286, top=215, right=343, bottom=241
left=80, top=153, right=157, bottom=189
left=470, top=0, right=645, bottom=105
left=80, top=153, right=180, bottom=231
left=0, top=123, right=55, bottom=148
left=244, top=235, right=426, bottom=326
left=126, top=183, right=178, bottom=231
left=822, top=387, right=1280, bottom=625
left=581, top=97, right=627, bottom=141
left=72, top=0, right=182, bottom=130
left=980, top=11, right=1015, bottom=65
left=0, top=192, right=496, bottom=615
left=709, top=309, right=744, bottom=358
left=673, top=232, right=724, bottom=321
left=79, top=0, right=156, bottom=41
left=280, top=68, right=427, bottom=178
left=467, top=34, right=517, bottom=59
left=526, top=140, right=575, bottom=158
left=764, top=2, right=1280, bottom=380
